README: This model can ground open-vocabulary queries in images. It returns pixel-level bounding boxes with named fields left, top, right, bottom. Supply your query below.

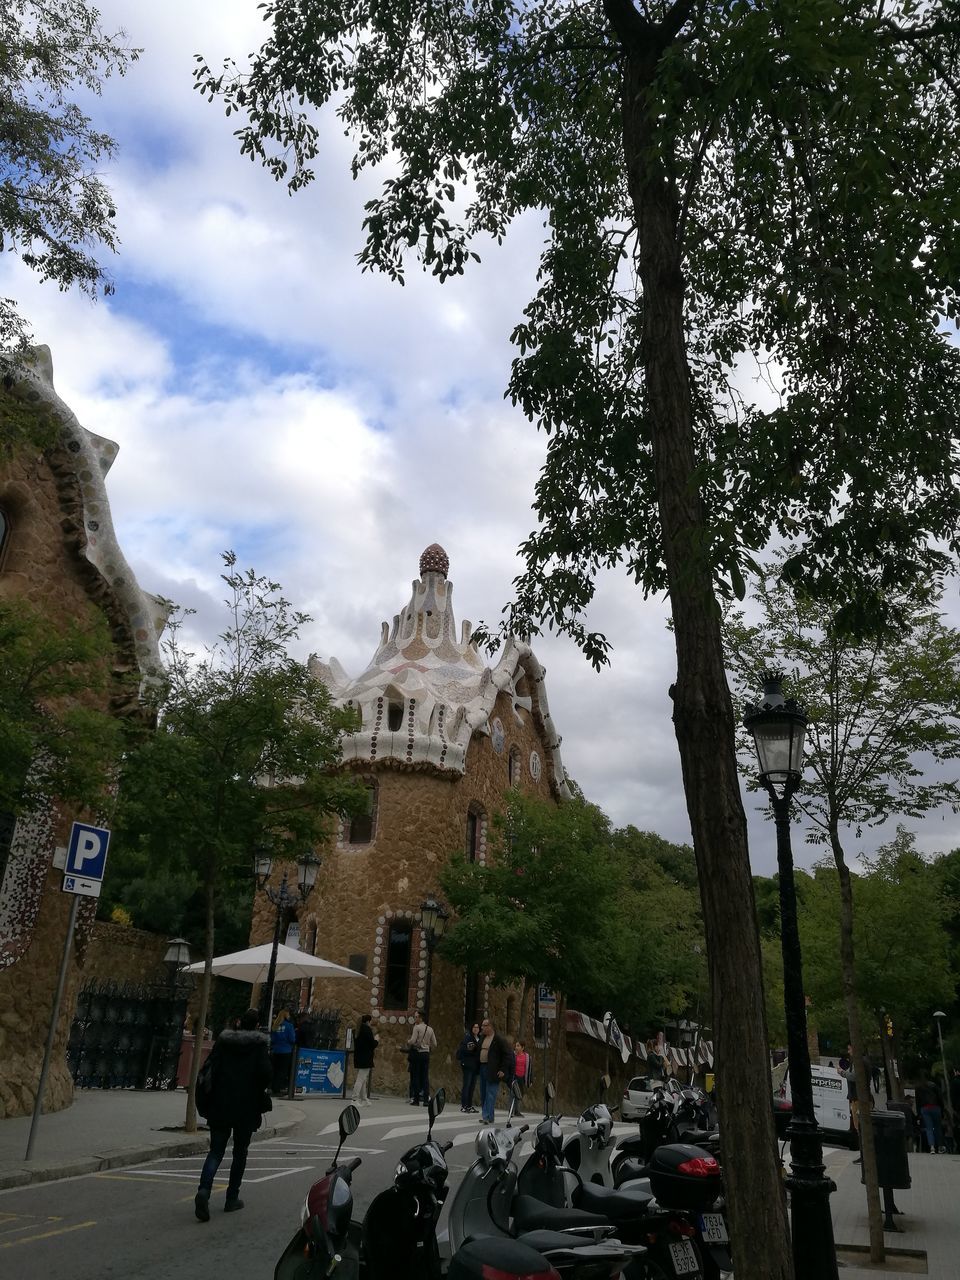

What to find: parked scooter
left=447, top=1082, right=647, bottom=1278
left=275, top=1101, right=363, bottom=1279
left=515, top=1086, right=716, bottom=1280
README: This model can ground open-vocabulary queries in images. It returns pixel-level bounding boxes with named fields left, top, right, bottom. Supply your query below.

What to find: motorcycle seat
left=512, top=1195, right=609, bottom=1234
left=574, top=1183, right=654, bottom=1220
left=517, top=1230, right=611, bottom=1253
left=616, top=1134, right=647, bottom=1157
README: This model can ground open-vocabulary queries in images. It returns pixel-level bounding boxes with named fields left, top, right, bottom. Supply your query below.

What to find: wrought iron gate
left=68, top=979, right=189, bottom=1090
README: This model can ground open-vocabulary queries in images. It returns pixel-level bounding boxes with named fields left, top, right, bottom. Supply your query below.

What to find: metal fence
left=67, top=978, right=189, bottom=1090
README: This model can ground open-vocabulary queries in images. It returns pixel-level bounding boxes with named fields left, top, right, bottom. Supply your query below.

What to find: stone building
left=251, top=543, right=572, bottom=1097
left=0, top=347, right=165, bottom=1119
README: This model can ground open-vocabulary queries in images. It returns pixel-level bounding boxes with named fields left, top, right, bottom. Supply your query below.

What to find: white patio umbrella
left=184, top=942, right=365, bottom=983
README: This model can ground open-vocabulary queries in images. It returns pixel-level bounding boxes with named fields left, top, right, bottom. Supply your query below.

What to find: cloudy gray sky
left=6, top=1, right=959, bottom=873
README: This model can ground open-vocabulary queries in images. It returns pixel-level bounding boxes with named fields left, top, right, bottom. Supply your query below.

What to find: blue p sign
left=65, top=822, right=110, bottom=882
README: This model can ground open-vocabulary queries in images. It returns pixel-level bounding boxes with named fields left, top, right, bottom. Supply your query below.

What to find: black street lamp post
left=159, top=936, right=192, bottom=1089
left=419, top=897, right=449, bottom=1022
left=744, top=672, right=839, bottom=1280
left=254, top=848, right=321, bottom=1029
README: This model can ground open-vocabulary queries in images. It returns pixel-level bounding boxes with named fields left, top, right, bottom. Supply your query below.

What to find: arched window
left=508, top=746, right=521, bottom=787
left=465, top=805, right=486, bottom=862
left=343, top=779, right=377, bottom=845
left=383, top=919, right=413, bottom=1010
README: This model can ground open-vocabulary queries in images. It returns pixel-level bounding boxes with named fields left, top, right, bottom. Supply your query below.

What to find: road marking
left=1, top=1220, right=96, bottom=1248
left=259, top=1140, right=385, bottom=1154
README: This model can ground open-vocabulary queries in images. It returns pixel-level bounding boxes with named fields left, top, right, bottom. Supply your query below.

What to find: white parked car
left=620, top=1074, right=667, bottom=1120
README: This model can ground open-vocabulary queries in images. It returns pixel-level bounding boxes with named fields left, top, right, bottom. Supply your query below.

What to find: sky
left=5, top=1, right=960, bottom=873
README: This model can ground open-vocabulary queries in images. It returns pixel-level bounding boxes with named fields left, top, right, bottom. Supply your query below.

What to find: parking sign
left=62, top=821, right=111, bottom=898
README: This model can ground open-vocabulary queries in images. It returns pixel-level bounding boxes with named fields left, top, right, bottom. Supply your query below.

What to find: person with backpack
left=194, top=1008, right=271, bottom=1221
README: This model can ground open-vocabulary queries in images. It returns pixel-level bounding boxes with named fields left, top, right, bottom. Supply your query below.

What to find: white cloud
left=2, top=0, right=958, bottom=873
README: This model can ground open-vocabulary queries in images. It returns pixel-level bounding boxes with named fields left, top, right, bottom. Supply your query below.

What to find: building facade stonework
left=0, top=347, right=165, bottom=1119
left=251, top=545, right=572, bottom=1098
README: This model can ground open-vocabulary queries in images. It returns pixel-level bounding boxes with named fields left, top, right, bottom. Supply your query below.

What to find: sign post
left=25, top=822, right=111, bottom=1161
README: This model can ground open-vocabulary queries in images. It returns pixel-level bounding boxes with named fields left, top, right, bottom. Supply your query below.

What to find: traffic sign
left=62, top=821, right=111, bottom=898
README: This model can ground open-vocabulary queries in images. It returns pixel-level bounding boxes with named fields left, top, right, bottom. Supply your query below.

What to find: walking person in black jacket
left=194, top=1008, right=271, bottom=1221
left=479, top=1017, right=514, bottom=1124
left=352, top=1013, right=379, bottom=1106
left=456, top=1022, right=481, bottom=1113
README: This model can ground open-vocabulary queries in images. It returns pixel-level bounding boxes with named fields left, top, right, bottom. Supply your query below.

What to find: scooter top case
left=448, top=1237, right=561, bottom=1279
left=647, top=1145, right=722, bottom=1212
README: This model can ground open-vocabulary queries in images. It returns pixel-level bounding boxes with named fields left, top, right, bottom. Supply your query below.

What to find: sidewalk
left=0, top=1089, right=305, bottom=1191
left=827, top=1144, right=960, bottom=1276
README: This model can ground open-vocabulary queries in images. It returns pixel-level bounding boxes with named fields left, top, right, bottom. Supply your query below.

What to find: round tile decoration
left=529, top=750, right=542, bottom=782
left=491, top=717, right=505, bottom=755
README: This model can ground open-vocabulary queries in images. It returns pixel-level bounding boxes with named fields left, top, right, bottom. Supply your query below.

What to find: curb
left=0, top=1110, right=304, bottom=1191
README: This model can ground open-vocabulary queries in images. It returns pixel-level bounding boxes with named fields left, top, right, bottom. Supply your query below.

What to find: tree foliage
left=726, top=569, right=960, bottom=843
left=0, top=596, right=123, bottom=817
left=114, top=554, right=364, bottom=1129
left=439, top=794, right=705, bottom=1035
left=0, top=1, right=139, bottom=364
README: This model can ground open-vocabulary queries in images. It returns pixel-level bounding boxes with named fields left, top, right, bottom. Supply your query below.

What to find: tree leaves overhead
left=0, top=1, right=140, bottom=351
left=725, top=564, right=960, bottom=841
left=199, top=1, right=960, bottom=654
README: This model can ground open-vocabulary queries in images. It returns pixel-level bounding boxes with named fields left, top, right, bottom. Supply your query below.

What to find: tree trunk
left=619, top=44, right=793, bottom=1280
left=517, top=975, right=531, bottom=1041
left=831, top=829, right=885, bottom=1263
left=184, top=871, right=216, bottom=1133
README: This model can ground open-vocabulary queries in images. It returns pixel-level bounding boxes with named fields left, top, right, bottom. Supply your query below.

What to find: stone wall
left=82, top=922, right=170, bottom=987
left=0, top=412, right=157, bottom=1119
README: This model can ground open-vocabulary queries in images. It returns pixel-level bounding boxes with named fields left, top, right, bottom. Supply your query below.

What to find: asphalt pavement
left=1, top=1091, right=957, bottom=1278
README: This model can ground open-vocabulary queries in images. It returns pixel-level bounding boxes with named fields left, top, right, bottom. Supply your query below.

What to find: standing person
left=916, top=1071, right=945, bottom=1153
left=406, top=1009, right=436, bottom=1106
left=352, top=1013, right=379, bottom=1106
left=479, top=1016, right=513, bottom=1124
left=457, top=1022, right=481, bottom=1113
left=513, top=1041, right=531, bottom=1117
left=194, top=1008, right=271, bottom=1221
left=646, top=1038, right=665, bottom=1081
left=270, top=1009, right=297, bottom=1096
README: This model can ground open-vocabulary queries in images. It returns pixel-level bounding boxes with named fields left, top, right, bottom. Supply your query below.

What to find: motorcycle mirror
left=434, top=1087, right=446, bottom=1116
left=600, top=1074, right=610, bottom=1095
left=546, top=1082, right=555, bottom=1101
left=332, top=1103, right=361, bottom=1166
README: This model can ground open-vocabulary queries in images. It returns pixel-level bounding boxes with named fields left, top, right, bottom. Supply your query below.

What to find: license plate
left=699, top=1212, right=728, bottom=1243
left=668, top=1238, right=699, bottom=1275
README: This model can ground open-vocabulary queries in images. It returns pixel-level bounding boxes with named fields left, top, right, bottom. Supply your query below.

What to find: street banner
left=602, top=1011, right=631, bottom=1064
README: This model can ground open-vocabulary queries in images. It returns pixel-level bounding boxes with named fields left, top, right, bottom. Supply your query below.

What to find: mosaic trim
left=370, top=908, right=428, bottom=1024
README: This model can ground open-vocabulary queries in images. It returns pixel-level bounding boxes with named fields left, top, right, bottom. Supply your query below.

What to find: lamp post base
left=785, top=1116, right=839, bottom=1280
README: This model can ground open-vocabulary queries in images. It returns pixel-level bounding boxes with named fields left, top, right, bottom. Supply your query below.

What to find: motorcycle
left=514, top=1087, right=716, bottom=1280
left=275, top=1101, right=363, bottom=1279
left=447, top=1082, right=648, bottom=1278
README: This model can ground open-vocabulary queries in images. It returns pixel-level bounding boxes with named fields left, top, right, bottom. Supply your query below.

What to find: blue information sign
left=294, top=1048, right=348, bottom=1097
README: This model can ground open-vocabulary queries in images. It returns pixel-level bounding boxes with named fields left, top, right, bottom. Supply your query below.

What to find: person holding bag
left=194, top=1008, right=271, bottom=1221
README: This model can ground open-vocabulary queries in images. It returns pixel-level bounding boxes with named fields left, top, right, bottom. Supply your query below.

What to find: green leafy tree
left=0, top=596, right=123, bottom=818
left=0, top=2, right=139, bottom=385
left=799, top=833, right=953, bottom=1068
left=727, top=573, right=960, bottom=1258
left=199, top=6, right=960, bottom=1269
left=440, top=793, right=636, bottom=1038
left=114, top=555, right=363, bottom=1131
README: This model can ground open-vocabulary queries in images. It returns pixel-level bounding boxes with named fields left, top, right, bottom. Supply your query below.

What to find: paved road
left=0, top=1102, right=852, bottom=1278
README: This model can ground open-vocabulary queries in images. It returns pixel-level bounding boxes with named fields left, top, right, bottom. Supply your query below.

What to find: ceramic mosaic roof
left=309, top=546, right=571, bottom=796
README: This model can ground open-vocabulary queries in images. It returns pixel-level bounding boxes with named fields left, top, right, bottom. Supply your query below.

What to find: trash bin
left=884, top=1100, right=917, bottom=1152
left=862, top=1108, right=911, bottom=1190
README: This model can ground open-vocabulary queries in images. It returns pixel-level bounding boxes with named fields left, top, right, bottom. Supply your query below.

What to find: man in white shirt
left=406, top=1009, right=437, bottom=1105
